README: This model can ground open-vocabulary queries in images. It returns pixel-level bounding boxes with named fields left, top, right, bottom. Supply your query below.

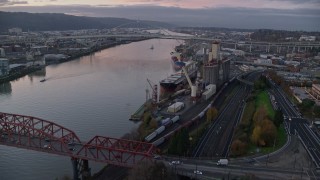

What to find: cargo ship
left=171, top=58, right=185, bottom=71
left=170, top=51, right=186, bottom=71
left=160, top=61, right=197, bottom=96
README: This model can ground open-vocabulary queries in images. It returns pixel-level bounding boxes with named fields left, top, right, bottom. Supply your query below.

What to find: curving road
left=269, top=77, right=320, bottom=170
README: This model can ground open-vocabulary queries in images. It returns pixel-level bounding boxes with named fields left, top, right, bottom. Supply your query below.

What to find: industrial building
left=221, top=59, right=230, bottom=83
left=0, top=48, right=5, bottom=57
left=203, top=42, right=230, bottom=87
left=0, top=58, right=9, bottom=76
left=8, top=28, right=22, bottom=34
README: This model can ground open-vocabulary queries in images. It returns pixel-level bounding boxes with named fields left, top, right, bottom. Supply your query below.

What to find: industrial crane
left=147, top=78, right=158, bottom=103
left=181, top=65, right=197, bottom=100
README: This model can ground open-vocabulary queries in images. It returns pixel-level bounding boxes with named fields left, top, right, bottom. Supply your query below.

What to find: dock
left=129, top=99, right=152, bottom=121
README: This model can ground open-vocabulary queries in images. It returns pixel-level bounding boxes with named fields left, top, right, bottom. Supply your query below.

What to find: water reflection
left=30, top=68, right=46, bottom=77
left=0, top=82, right=12, bottom=95
left=0, top=39, right=180, bottom=180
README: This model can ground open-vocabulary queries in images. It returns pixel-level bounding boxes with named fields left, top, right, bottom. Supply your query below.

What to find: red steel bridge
left=0, top=112, right=157, bottom=180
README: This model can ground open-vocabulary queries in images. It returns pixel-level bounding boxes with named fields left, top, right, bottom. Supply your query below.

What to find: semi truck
left=217, top=159, right=228, bottom=166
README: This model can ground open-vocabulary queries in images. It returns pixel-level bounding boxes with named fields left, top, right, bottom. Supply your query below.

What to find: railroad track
left=193, top=72, right=259, bottom=158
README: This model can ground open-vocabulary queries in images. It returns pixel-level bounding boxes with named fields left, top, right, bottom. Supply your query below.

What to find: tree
left=314, top=105, right=320, bottom=118
left=206, top=106, right=218, bottom=122
left=168, top=128, right=190, bottom=155
left=260, top=119, right=277, bottom=146
left=253, top=106, right=268, bottom=125
left=128, top=161, right=178, bottom=180
left=253, top=76, right=268, bottom=90
left=299, top=99, right=315, bottom=111
left=273, top=110, right=284, bottom=128
left=251, top=126, right=262, bottom=146
left=231, top=139, right=247, bottom=156
left=149, top=119, right=158, bottom=129
left=123, top=128, right=139, bottom=141
left=143, top=111, right=152, bottom=125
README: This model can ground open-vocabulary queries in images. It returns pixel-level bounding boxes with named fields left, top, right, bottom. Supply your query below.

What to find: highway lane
left=296, top=123, right=320, bottom=164
left=193, top=71, right=259, bottom=158
left=192, top=85, right=243, bottom=157
left=268, top=77, right=320, bottom=169
left=164, top=160, right=311, bottom=180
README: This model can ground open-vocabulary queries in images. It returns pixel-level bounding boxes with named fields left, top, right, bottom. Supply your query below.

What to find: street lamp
left=188, top=136, right=193, bottom=157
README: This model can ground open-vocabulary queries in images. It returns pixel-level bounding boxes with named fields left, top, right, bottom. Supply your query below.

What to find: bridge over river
left=0, top=112, right=157, bottom=180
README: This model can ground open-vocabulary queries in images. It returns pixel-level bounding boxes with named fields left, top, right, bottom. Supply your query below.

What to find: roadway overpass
left=3, top=33, right=320, bottom=50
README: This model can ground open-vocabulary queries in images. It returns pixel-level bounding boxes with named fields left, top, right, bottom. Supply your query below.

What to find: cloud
left=114, top=0, right=320, bottom=9
left=267, top=0, right=319, bottom=3
left=0, top=5, right=319, bottom=31
left=0, top=0, right=28, bottom=6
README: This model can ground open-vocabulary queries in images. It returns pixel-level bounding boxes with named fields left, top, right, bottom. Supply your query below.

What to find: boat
left=40, top=79, right=46, bottom=82
left=172, top=60, right=185, bottom=71
left=171, top=53, right=185, bottom=71
left=150, top=45, right=154, bottom=50
left=160, top=61, right=197, bottom=93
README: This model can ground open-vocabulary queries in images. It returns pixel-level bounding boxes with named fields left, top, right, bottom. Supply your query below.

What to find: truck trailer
left=217, top=159, right=228, bottom=166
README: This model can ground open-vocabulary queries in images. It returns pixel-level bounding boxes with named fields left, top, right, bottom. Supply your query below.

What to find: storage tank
left=155, top=126, right=165, bottom=134
left=171, top=115, right=180, bottom=123
left=144, top=131, right=157, bottom=142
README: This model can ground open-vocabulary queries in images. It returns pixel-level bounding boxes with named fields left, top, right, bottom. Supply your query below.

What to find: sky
left=0, top=0, right=320, bottom=31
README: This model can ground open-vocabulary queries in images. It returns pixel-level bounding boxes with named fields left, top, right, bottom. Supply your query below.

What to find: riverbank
left=0, top=66, right=43, bottom=84
left=0, top=38, right=149, bottom=84
left=59, top=38, right=149, bottom=64
left=0, top=38, right=182, bottom=180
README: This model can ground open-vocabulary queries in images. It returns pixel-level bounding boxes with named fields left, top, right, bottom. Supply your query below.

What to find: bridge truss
left=0, top=112, right=157, bottom=179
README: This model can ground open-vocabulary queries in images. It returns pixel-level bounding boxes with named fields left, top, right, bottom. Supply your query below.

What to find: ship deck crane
left=181, top=65, right=197, bottom=99
left=147, top=78, right=158, bottom=103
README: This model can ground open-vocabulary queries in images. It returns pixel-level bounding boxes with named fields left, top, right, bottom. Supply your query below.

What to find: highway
left=268, top=78, right=320, bottom=170
left=162, top=159, right=311, bottom=180
left=193, top=71, right=259, bottom=158
left=94, top=73, right=320, bottom=179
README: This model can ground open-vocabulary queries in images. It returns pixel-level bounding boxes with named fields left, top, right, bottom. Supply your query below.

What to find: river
left=0, top=38, right=181, bottom=179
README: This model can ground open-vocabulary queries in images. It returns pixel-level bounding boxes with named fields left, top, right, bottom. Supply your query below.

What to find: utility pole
left=195, top=163, right=198, bottom=180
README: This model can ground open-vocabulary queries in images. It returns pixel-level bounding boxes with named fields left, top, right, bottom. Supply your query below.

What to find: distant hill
left=0, top=11, right=174, bottom=32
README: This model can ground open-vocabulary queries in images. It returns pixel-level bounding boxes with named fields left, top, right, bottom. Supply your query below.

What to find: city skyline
left=0, top=0, right=319, bottom=31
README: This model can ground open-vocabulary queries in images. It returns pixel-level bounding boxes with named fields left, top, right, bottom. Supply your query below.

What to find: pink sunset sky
left=0, top=0, right=319, bottom=9
left=0, top=0, right=319, bottom=31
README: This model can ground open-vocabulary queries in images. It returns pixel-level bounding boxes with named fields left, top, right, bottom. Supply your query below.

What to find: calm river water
left=0, top=38, right=180, bottom=179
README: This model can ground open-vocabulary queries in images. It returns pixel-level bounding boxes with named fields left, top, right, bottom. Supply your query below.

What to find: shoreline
left=0, top=38, right=150, bottom=84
